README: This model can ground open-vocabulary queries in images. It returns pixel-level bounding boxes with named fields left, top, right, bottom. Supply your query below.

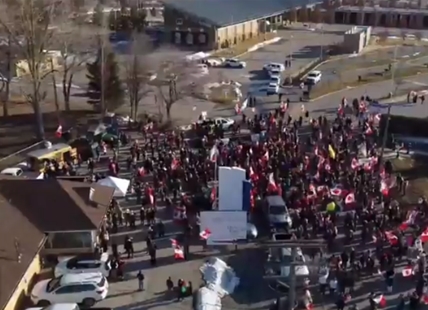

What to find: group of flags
left=170, top=229, right=212, bottom=260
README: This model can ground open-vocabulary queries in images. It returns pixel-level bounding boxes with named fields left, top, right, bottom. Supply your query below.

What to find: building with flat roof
left=324, top=0, right=428, bottom=28
left=162, top=0, right=320, bottom=49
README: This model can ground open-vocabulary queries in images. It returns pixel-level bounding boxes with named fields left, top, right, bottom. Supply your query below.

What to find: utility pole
left=379, top=44, right=398, bottom=163
left=260, top=240, right=325, bottom=310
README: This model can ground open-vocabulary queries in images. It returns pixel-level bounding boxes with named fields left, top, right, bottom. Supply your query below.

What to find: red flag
left=174, top=246, right=184, bottom=259
left=199, top=229, right=211, bottom=240
left=330, top=187, right=342, bottom=197
left=373, top=293, right=386, bottom=307
left=55, top=125, right=63, bottom=138
left=138, top=167, right=145, bottom=177
left=249, top=167, right=258, bottom=182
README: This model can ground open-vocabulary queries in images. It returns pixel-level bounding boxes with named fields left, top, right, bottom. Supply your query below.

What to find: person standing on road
left=137, top=271, right=145, bottom=291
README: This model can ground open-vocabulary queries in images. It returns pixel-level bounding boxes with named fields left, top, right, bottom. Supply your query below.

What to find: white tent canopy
left=97, top=176, right=130, bottom=197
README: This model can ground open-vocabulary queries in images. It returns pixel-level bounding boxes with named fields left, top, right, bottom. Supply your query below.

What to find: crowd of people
left=78, top=98, right=428, bottom=309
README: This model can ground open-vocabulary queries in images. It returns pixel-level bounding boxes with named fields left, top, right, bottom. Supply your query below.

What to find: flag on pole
left=373, top=293, right=386, bottom=307
left=55, top=125, right=63, bottom=138
left=345, top=193, right=355, bottom=204
left=199, top=229, right=211, bottom=240
left=210, top=145, right=219, bottom=162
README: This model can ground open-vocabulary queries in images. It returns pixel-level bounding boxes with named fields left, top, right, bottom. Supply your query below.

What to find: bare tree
left=54, top=24, right=96, bottom=111
left=124, top=34, right=153, bottom=120
left=0, top=0, right=70, bottom=139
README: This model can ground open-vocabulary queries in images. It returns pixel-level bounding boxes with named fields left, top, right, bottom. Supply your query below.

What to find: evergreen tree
left=86, top=51, right=124, bottom=113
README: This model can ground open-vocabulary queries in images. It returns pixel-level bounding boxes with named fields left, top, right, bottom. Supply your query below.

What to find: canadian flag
left=365, top=125, right=373, bottom=135
left=351, top=158, right=359, bottom=170
left=308, top=184, right=317, bottom=199
left=235, top=103, right=241, bottom=114
left=373, top=293, right=386, bottom=307
left=138, top=167, right=145, bottom=177
left=171, top=158, right=179, bottom=170
left=420, top=227, right=428, bottom=242
left=380, top=180, right=389, bottom=196
left=210, top=186, right=216, bottom=202
left=338, top=104, right=344, bottom=115
left=249, top=167, right=258, bottom=181
left=55, top=125, right=63, bottom=138
left=385, top=231, right=398, bottom=245
left=267, top=173, right=279, bottom=193
left=174, top=246, right=184, bottom=259
left=330, top=187, right=342, bottom=197
left=345, top=193, right=355, bottom=204
left=402, top=266, right=413, bottom=277
left=263, top=150, right=269, bottom=162
left=199, top=229, right=211, bottom=240
left=364, top=162, right=373, bottom=171
left=210, top=145, right=219, bottom=162
left=359, top=101, right=366, bottom=111
left=399, top=210, right=418, bottom=230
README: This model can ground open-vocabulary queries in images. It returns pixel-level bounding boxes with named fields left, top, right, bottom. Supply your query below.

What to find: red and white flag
left=210, top=145, right=219, bottom=162
left=365, top=125, right=373, bottom=135
left=138, top=167, right=145, bottom=177
left=170, top=238, right=184, bottom=260
left=399, top=210, right=418, bottom=230
left=171, top=158, right=179, bottom=170
left=330, top=187, right=342, bottom=197
left=351, top=158, right=359, bottom=170
left=199, top=229, right=211, bottom=240
left=55, top=125, right=63, bottom=138
left=267, top=173, right=279, bottom=193
left=385, top=231, right=398, bottom=245
left=173, top=206, right=187, bottom=221
left=345, top=193, right=355, bottom=204
left=263, top=150, right=269, bottom=162
left=373, top=293, right=386, bottom=307
left=402, top=266, right=413, bottom=277
left=380, top=180, right=389, bottom=196
left=420, top=227, right=428, bottom=242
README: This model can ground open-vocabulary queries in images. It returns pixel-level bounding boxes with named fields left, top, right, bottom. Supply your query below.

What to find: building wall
left=163, top=6, right=217, bottom=49
left=217, top=20, right=259, bottom=48
left=343, top=26, right=371, bottom=53
left=4, top=253, right=41, bottom=310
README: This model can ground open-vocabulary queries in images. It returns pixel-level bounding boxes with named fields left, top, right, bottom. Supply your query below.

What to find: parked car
left=267, top=82, right=280, bottom=95
left=224, top=58, right=246, bottom=68
left=269, top=68, right=281, bottom=78
left=31, top=272, right=109, bottom=307
left=270, top=76, right=281, bottom=85
left=26, top=303, right=80, bottom=310
left=263, top=195, right=292, bottom=226
left=55, top=253, right=111, bottom=278
left=1, top=167, right=24, bottom=177
left=263, top=62, right=285, bottom=72
left=197, top=117, right=235, bottom=130
left=305, top=70, right=322, bottom=84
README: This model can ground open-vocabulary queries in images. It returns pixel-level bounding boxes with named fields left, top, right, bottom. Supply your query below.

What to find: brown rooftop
left=0, top=196, right=46, bottom=310
left=0, top=176, right=115, bottom=310
left=0, top=176, right=114, bottom=232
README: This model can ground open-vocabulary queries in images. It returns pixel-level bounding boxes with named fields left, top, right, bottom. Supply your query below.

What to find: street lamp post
left=379, top=44, right=398, bottom=163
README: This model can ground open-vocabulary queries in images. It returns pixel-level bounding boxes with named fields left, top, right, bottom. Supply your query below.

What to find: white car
left=269, top=68, right=281, bottom=78
left=212, top=117, right=235, bottom=130
left=1, top=167, right=24, bottom=176
left=55, top=253, right=111, bottom=278
left=263, top=63, right=285, bottom=72
left=306, top=70, right=322, bottom=84
left=266, top=247, right=310, bottom=277
left=26, top=303, right=79, bottom=310
left=267, top=82, right=279, bottom=95
left=270, top=76, right=281, bottom=85
left=31, top=272, right=109, bottom=307
left=224, top=58, right=246, bottom=68
left=204, top=58, right=224, bottom=67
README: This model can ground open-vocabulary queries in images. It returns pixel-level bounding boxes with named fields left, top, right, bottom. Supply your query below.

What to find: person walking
left=137, top=271, right=145, bottom=291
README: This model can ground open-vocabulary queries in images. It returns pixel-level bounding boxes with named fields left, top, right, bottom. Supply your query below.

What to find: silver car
left=264, top=195, right=292, bottom=226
